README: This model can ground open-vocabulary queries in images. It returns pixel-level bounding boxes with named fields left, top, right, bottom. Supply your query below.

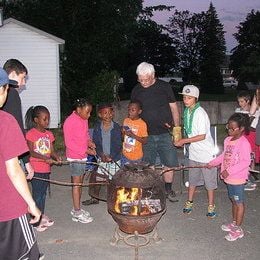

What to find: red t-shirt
left=26, top=128, right=55, bottom=173
left=0, top=111, right=28, bottom=221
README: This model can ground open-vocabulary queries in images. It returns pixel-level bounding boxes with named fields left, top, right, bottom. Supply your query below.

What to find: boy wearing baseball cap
left=175, top=85, right=218, bottom=218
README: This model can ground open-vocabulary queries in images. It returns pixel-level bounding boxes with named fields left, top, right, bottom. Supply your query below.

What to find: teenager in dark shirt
left=2, top=59, right=34, bottom=179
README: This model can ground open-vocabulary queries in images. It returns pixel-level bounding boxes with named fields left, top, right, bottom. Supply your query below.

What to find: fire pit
left=107, top=163, right=166, bottom=235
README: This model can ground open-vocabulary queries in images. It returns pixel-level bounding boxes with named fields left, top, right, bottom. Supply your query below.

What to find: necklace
left=183, top=102, right=200, bottom=135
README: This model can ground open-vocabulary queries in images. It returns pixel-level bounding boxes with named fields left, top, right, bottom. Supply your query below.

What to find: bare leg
left=188, top=185, right=196, bottom=201
left=72, top=175, right=84, bottom=210
left=235, top=202, right=245, bottom=226
left=231, top=200, right=237, bottom=223
left=207, top=189, right=215, bottom=205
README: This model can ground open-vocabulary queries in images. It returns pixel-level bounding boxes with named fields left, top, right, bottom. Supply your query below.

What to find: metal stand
left=110, top=226, right=162, bottom=260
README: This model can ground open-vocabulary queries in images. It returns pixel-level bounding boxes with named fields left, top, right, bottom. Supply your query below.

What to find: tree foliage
left=167, top=10, right=204, bottom=84
left=2, top=0, right=143, bottom=116
left=230, top=10, right=260, bottom=85
left=2, top=1, right=179, bottom=112
left=199, top=3, right=226, bottom=94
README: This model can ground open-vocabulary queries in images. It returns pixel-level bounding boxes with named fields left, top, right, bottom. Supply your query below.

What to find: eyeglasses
left=137, top=76, right=154, bottom=84
left=225, top=124, right=239, bottom=132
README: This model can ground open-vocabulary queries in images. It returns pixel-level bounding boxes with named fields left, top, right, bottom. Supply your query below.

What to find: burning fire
left=114, top=187, right=153, bottom=216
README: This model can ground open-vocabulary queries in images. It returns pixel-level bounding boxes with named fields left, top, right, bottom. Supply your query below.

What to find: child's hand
left=205, top=163, right=214, bottom=169
left=53, top=156, right=63, bottom=166
left=26, top=171, right=34, bottom=180
left=25, top=162, right=34, bottom=178
left=174, top=139, right=184, bottom=147
left=87, top=147, right=96, bottom=156
left=45, top=158, right=55, bottom=164
left=220, top=170, right=229, bottom=179
left=88, top=140, right=96, bottom=149
left=125, top=130, right=135, bottom=138
left=101, top=154, right=112, bottom=162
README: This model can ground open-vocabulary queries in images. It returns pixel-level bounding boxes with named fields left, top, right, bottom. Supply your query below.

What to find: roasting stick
left=160, top=165, right=207, bottom=176
left=30, top=160, right=111, bottom=186
left=30, top=159, right=209, bottom=186
left=32, top=177, right=109, bottom=187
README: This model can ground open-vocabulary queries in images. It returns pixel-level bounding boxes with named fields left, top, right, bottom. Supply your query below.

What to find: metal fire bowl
left=108, top=209, right=166, bottom=235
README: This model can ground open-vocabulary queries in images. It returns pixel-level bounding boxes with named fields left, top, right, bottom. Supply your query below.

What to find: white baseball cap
left=179, top=85, right=200, bottom=98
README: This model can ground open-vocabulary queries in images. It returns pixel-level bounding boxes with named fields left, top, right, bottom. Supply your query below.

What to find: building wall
left=113, top=101, right=238, bottom=125
left=0, top=22, right=61, bottom=128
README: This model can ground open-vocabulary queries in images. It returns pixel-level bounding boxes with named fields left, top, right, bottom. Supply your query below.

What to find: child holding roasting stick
left=25, top=105, right=62, bottom=231
left=207, top=113, right=251, bottom=241
left=174, top=85, right=218, bottom=218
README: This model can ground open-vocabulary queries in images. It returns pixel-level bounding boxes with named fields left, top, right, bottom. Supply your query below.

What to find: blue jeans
left=31, top=172, right=50, bottom=214
left=227, top=184, right=245, bottom=204
left=143, top=133, right=179, bottom=167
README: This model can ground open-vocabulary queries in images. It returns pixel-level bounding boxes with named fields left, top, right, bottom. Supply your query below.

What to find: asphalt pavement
left=36, top=164, right=260, bottom=260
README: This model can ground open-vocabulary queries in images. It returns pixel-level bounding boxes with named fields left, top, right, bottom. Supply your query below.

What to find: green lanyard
left=183, top=102, right=200, bottom=135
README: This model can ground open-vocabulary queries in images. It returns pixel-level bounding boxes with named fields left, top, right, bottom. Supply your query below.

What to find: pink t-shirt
left=209, top=135, right=251, bottom=184
left=0, top=111, right=28, bottom=221
left=63, top=111, right=90, bottom=159
left=26, top=128, right=55, bottom=173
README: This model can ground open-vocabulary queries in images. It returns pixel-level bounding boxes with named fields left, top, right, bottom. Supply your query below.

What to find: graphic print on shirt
left=34, top=136, right=51, bottom=155
left=123, top=126, right=138, bottom=152
left=223, top=142, right=239, bottom=169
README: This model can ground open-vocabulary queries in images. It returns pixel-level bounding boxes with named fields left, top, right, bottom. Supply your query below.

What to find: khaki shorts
left=188, top=159, right=217, bottom=190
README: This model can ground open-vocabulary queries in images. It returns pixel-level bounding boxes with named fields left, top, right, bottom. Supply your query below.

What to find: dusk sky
left=144, top=0, right=260, bottom=52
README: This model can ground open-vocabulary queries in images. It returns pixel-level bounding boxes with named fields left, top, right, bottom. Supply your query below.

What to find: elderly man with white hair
left=131, top=62, right=180, bottom=202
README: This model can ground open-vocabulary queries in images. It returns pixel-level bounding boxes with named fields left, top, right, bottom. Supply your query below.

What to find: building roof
left=3, top=18, right=65, bottom=44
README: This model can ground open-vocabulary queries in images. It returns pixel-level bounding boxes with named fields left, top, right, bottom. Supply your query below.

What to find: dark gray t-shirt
left=131, top=79, right=176, bottom=135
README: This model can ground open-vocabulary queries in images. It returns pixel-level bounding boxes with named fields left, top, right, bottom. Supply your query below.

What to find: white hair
left=136, top=62, right=155, bottom=76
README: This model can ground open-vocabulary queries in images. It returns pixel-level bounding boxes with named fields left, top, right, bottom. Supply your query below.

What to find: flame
left=131, top=205, right=138, bottom=216
left=114, top=187, right=156, bottom=216
left=114, top=187, right=139, bottom=214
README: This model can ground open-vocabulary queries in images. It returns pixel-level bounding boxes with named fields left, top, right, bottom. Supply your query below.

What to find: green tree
left=199, top=3, right=226, bottom=94
left=230, top=10, right=260, bottom=86
left=124, top=5, right=178, bottom=91
left=3, top=0, right=143, bottom=116
left=167, top=10, right=204, bottom=84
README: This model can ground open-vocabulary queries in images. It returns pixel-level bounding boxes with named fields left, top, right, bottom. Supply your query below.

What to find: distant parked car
left=223, top=79, right=238, bottom=89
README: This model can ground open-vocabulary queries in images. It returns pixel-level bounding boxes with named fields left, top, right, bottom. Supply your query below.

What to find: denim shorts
left=142, top=133, right=178, bottom=167
left=69, top=162, right=86, bottom=176
left=227, top=184, right=245, bottom=203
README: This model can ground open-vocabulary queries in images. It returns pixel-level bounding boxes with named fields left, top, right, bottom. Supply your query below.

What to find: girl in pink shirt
left=25, top=105, right=62, bottom=232
left=63, top=98, right=96, bottom=224
left=207, top=113, right=251, bottom=241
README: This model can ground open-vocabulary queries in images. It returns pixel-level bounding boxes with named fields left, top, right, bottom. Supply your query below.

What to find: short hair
left=129, top=100, right=142, bottom=110
left=97, top=102, right=113, bottom=111
left=136, top=62, right=155, bottom=76
left=237, top=91, right=252, bottom=104
left=3, top=59, right=28, bottom=75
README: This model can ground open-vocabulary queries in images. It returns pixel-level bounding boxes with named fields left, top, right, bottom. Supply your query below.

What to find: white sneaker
left=72, top=212, right=93, bottom=224
left=70, top=208, right=90, bottom=217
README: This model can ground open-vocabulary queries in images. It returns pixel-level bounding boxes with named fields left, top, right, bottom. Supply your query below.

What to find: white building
left=0, top=18, right=64, bottom=128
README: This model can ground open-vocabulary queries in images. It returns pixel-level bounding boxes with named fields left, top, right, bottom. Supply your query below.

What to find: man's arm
left=169, top=102, right=180, bottom=126
left=6, top=157, right=41, bottom=224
